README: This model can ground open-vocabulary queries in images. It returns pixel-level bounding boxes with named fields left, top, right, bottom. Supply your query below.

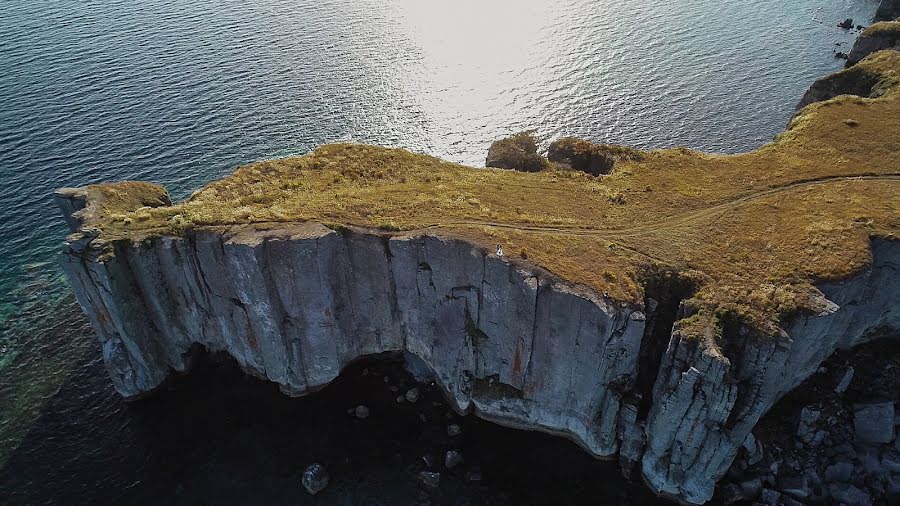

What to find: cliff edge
left=56, top=51, right=900, bottom=504
left=847, top=21, right=900, bottom=65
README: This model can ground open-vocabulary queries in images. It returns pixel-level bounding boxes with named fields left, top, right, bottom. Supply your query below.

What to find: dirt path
left=420, top=173, right=900, bottom=239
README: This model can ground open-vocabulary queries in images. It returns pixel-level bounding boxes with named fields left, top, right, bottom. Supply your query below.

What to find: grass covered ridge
left=75, top=51, right=900, bottom=333
left=862, top=21, right=900, bottom=39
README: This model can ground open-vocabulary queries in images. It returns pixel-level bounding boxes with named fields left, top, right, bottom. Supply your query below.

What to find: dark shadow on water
left=1, top=351, right=669, bottom=505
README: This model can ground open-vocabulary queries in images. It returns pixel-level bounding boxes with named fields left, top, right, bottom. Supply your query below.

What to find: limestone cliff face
left=58, top=219, right=646, bottom=459
left=56, top=189, right=899, bottom=504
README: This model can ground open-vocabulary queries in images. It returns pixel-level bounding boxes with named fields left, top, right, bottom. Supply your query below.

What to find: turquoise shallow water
left=0, top=0, right=881, bottom=502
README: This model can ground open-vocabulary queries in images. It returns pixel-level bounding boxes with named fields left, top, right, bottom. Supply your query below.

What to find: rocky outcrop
left=847, top=23, right=900, bottom=65
left=484, top=131, right=547, bottom=172
left=56, top=186, right=900, bottom=504
left=796, top=50, right=899, bottom=110
left=875, top=0, right=900, bottom=22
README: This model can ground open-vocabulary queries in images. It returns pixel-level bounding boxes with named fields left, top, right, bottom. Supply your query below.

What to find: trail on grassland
left=421, top=173, right=900, bottom=239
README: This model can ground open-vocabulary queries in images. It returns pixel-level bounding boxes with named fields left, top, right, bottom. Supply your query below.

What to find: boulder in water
left=301, top=463, right=330, bottom=495
left=417, top=471, right=441, bottom=489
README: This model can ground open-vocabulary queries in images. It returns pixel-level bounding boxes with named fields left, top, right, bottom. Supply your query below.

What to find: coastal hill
left=55, top=51, right=900, bottom=504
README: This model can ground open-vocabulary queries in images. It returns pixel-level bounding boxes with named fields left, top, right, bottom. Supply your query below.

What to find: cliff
left=875, top=0, right=900, bottom=22
left=846, top=21, right=900, bottom=65
left=56, top=51, right=900, bottom=504
left=798, top=49, right=900, bottom=107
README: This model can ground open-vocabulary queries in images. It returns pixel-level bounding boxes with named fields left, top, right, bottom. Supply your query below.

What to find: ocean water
left=0, top=0, right=881, bottom=503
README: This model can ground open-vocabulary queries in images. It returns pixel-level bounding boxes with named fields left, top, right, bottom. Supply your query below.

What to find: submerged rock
left=444, top=450, right=464, bottom=469
left=354, top=405, right=370, bottom=419
left=301, top=463, right=330, bottom=495
left=417, top=471, right=441, bottom=489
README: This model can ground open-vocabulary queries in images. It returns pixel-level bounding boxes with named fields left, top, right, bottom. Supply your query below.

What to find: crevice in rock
left=633, top=269, right=696, bottom=420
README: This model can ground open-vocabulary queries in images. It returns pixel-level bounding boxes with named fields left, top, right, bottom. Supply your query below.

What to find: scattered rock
left=834, top=51, right=849, bottom=60
left=444, top=450, right=464, bottom=469
left=301, top=463, right=330, bottom=495
left=447, top=424, right=462, bottom=437
left=354, top=405, right=370, bottom=419
left=859, top=445, right=881, bottom=473
left=798, top=407, right=821, bottom=443
left=802, top=468, right=821, bottom=489
left=421, top=454, right=435, bottom=468
left=836, top=367, right=855, bottom=394
left=748, top=445, right=764, bottom=466
left=825, top=462, right=853, bottom=483
left=417, top=471, right=441, bottom=489
left=740, top=477, right=763, bottom=500
left=396, top=395, right=404, bottom=403
left=779, top=474, right=809, bottom=499
left=889, top=474, right=900, bottom=495
left=833, top=442, right=856, bottom=458
left=828, top=482, right=871, bottom=504
left=405, top=387, right=420, bottom=403
left=466, top=467, right=482, bottom=482
left=780, top=497, right=805, bottom=506
left=722, top=483, right=744, bottom=504
left=854, top=402, right=895, bottom=443
left=838, top=18, right=854, bottom=29
left=800, top=406, right=820, bottom=426
left=758, top=488, right=781, bottom=506
left=882, top=449, right=900, bottom=472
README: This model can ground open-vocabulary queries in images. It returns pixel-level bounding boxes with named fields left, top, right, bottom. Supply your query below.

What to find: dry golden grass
left=862, top=21, right=900, bottom=39
left=80, top=51, right=900, bottom=332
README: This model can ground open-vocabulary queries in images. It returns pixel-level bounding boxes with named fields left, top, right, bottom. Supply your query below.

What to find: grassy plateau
left=71, top=51, right=900, bottom=335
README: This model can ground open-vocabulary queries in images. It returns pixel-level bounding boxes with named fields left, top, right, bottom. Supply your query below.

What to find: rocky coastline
left=53, top=19, right=900, bottom=506
left=56, top=211, right=898, bottom=504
